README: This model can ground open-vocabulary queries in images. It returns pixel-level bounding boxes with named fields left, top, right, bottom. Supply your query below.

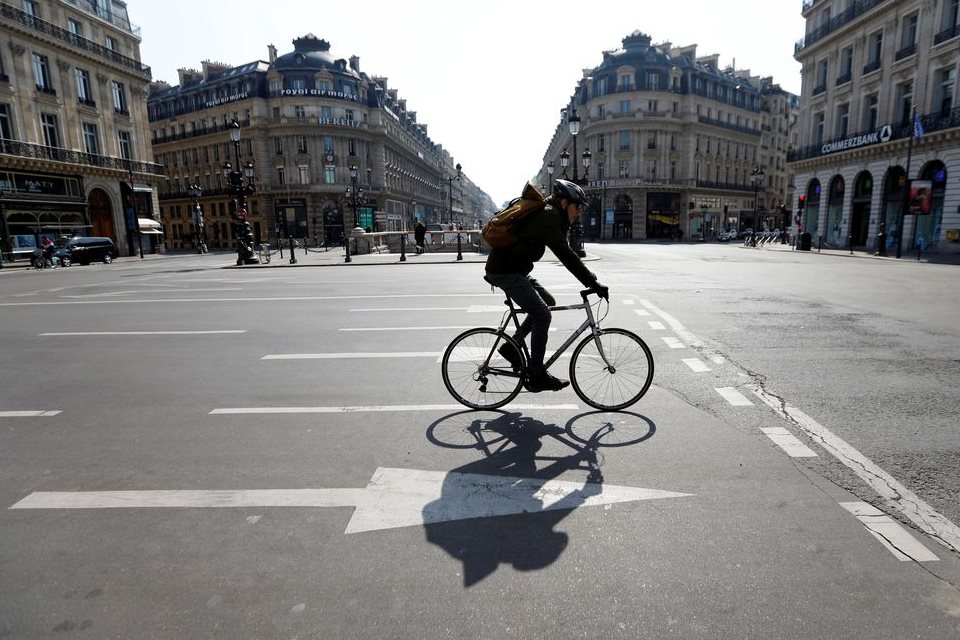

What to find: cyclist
left=484, top=179, right=608, bottom=392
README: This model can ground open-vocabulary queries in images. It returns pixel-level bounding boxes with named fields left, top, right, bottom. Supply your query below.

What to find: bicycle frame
left=490, top=289, right=613, bottom=374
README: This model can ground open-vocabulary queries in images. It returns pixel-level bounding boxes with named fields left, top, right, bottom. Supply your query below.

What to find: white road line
left=760, top=427, right=818, bottom=457
left=754, top=387, right=960, bottom=554
left=682, top=358, right=711, bottom=373
left=0, top=411, right=61, bottom=417
left=39, top=330, right=248, bottom=336
left=262, top=352, right=439, bottom=360
left=340, top=326, right=475, bottom=332
left=0, top=293, right=503, bottom=307
left=648, top=321, right=666, bottom=331
left=640, top=300, right=702, bottom=347
left=623, top=299, right=636, bottom=305
left=840, top=502, right=940, bottom=562
left=210, top=404, right=580, bottom=415
left=715, top=387, right=753, bottom=406
left=351, top=307, right=468, bottom=312
left=633, top=309, right=650, bottom=317
left=709, top=355, right=726, bottom=365
left=662, top=336, right=685, bottom=349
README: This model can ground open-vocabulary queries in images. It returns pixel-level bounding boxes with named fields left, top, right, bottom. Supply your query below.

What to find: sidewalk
left=744, top=239, right=960, bottom=265
left=238, top=246, right=488, bottom=268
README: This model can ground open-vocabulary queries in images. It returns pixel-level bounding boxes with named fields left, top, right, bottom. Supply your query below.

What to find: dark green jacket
left=485, top=201, right=597, bottom=288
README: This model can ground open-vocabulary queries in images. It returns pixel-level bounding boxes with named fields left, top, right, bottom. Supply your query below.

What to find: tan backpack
left=480, top=182, right=547, bottom=248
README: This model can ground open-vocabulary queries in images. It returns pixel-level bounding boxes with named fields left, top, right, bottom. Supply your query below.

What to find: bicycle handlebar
left=580, top=288, right=609, bottom=300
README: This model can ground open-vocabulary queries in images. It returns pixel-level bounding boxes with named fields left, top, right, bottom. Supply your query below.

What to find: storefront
left=1, top=170, right=89, bottom=263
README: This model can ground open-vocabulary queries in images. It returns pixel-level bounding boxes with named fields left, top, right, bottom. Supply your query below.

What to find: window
left=936, top=67, right=956, bottom=114
left=290, top=77, right=306, bottom=90
left=838, top=46, right=853, bottom=83
left=118, top=131, right=132, bottom=159
left=346, top=109, right=354, bottom=122
left=323, top=135, right=334, bottom=153
left=294, top=105, right=305, bottom=118
left=348, top=139, right=356, bottom=156
left=836, top=103, right=849, bottom=138
left=112, top=81, right=128, bottom=114
left=297, top=136, right=307, bottom=154
left=40, top=113, right=59, bottom=147
left=597, top=103, right=605, bottom=118
left=670, top=135, right=677, bottom=151
left=815, top=60, right=828, bottom=92
left=618, top=73, right=633, bottom=91
left=941, top=0, right=959, bottom=32
left=67, top=18, right=82, bottom=38
left=82, top=122, right=99, bottom=154
left=321, top=106, right=332, bottom=120
left=105, top=36, right=117, bottom=52
left=33, top=53, right=52, bottom=92
left=0, top=104, right=13, bottom=140
left=324, top=166, right=335, bottom=184
left=867, top=31, right=882, bottom=65
left=647, top=133, right=656, bottom=150
left=897, top=80, right=914, bottom=124
left=647, top=72, right=659, bottom=91
left=618, top=131, right=631, bottom=151
left=23, top=0, right=38, bottom=17
left=901, top=12, right=919, bottom=49
left=814, top=112, right=825, bottom=145
left=597, top=134, right=605, bottom=152
left=647, top=100, right=658, bottom=112
left=75, top=68, right=93, bottom=105
left=298, top=165, right=309, bottom=184
left=274, top=137, right=283, bottom=155
left=619, top=100, right=630, bottom=114
left=618, top=159, right=630, bottom=179
left=863, top=93, right=878, bottom=130
left=269, top=79, right=281, bottom=94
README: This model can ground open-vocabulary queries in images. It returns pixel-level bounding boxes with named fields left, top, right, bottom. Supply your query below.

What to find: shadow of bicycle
left=422, top=409, right=656, bottom=586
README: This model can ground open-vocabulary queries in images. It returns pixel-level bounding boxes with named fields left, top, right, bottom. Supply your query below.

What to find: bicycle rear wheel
left=442, top=329, right=524, bottom=410
left=569, top=328, right=654, bottom=411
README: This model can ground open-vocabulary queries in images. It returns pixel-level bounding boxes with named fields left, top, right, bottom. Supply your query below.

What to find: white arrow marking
left=10, top=467, right=693, bottom=534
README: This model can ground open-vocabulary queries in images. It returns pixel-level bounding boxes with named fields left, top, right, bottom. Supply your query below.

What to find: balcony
left=0, top=138, right=165, bottom=175
left=0, top=3, right=150, bottom=79
left=835, top=72, right=852, bottom=86
left=812, top=83, right=827, bottom=96
left=794, top=0, right=890, bottom=54
left=63, top=0, right=141, bottom=38
left=862, top=60, right=881, bottom=75
left=697, top=115, right=761, bottom=137
left=35, top=84, right=57, bottom=96
left=151, top=119, right=251, bottom=145
left=77, top=98, right=97, bottom=108
left=895, top=43, right=917, bottom=61
left=934, top=24, right=960, bottom=45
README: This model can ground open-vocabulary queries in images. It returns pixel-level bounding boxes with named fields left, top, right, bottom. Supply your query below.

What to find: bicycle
left=441, top=288, right=654, bottom=411
left=256, top=242, right=275, bottom=263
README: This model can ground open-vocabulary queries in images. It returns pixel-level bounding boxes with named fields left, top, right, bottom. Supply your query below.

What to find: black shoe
left=497, top=343, right=523, bottom=371
left=524, top=370, right=569, bottom=393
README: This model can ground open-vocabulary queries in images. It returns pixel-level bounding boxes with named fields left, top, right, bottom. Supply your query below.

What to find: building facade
left=0, top=0, right=164, bottom=262
left=540, top=32, right=798, bottom=242
left=147, top=35, right=494, bottom=252
left=789, top=0, right=960, bottom=255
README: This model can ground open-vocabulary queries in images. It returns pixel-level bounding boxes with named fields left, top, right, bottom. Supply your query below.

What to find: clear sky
left=133, top=0, right=805, bottom=207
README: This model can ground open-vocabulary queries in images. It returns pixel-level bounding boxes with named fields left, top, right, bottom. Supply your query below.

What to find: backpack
left=480, top=182, right=547, bottom=248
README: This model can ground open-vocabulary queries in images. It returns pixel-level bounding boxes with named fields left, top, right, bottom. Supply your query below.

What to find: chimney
left=268, top=44, right=277, bottom=63
left=349, top=55, right=360, bottom=72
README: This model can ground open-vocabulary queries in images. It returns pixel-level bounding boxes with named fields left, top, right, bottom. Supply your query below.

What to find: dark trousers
left=484, top=272, right=555, bottom=373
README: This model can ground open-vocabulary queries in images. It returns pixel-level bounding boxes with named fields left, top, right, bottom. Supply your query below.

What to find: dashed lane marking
left=39, top=330, right=248, bottom=336
left=209, top=404, right=580, bottom=415
left=760, top=427, right=818, bottom=457
left=715, top=387, right=753, bottom=406
left=840, top=502, right=940, bottom=562
left=682, top=358, right=711, bottom=373
left=633, top=309, right=651, bottom=317
left=648, top=321, right=666, bottom=331
left=662, top=337, right=685, bottom=349
left=262, top=352, right=440, bottom=360
left=0, top=411, right=62, bottom=417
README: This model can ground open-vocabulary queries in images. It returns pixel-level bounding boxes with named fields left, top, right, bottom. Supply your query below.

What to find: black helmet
left=552, top=179, right=586, bottom=205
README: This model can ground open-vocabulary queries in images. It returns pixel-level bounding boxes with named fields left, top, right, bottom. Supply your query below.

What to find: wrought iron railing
left=0, top=138, right=165, bottom=175
left=795, top=0, right=891, bottom=54
left=697, top=115, right=761, bottom=137
left=150, top=119, right=250, bottom=145
left=0, top=3, right=151, bottom=78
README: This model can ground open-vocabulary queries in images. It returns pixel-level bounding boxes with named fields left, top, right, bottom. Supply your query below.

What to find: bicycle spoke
left=442, top=329, right=523, bottom=410
left=570, top=329, right=653, bottom=411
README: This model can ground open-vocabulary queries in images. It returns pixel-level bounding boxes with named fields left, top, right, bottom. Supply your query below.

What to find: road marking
left=340, top=326, right=475, bottom=332
left=39, top=330, right=248, bottom=336
left=760, top=427, right=818, bottom=457
left=262, top=352, right=440, bottom=360
left=63, top=288, right=242, bottom=298
left=681, top=358, right=711, bottom=373
left=10, top=467, right=694, bottom=534
left=715, top=387, right=753, bottom=406
left=662, top=337, right=685, bottom=349
left=709, top=355, right=726, bottom=365
left=753, top=388, right=960, bottom=554
left=0, top=294, right=503, bottom=307
left=648, top=321, right=666, bottom=330
left=640, top=300, right=702, bottom=347
left=0, top=410, right=62, bottom=417
left=623, top=299, right=636, bottom=305
left=633, top=309, right=650, bottom=317
left=839, top=502, right=939, bottom=562
left=210, top=404, right=580, bottom=414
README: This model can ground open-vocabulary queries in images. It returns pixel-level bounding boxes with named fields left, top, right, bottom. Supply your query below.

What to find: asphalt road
left=1, top=244, right=958, bottom=639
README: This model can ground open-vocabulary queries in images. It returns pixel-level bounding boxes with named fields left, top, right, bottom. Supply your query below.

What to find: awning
left=138, top=228, right=163, bottom=235
left=137, top=218, right=163, bottom=234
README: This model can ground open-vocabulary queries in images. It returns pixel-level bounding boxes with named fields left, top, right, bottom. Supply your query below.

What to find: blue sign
left=605, top=209, right=614, bottom=225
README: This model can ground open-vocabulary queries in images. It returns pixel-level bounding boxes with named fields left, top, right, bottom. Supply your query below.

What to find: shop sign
left=281, top=89, right=359, bottom=102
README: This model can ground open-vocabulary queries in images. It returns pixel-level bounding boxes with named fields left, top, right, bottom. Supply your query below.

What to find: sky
left=133, top=1, right=805, bottom=207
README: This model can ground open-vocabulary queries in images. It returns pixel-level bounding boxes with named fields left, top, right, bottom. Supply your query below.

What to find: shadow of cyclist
left=423, top=412, right=603, bottom=587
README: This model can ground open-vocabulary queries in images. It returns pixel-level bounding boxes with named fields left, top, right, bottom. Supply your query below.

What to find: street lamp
left=223, top=119, right=258, bottom=265
left=559, top=149, right=570, bottom=178
left=446, top=163, right=462, bottom=227
left=750, top=166, right=765, bottom=246
left=567, top=105, right=586, bottom=257
left=187, top=184, right=207, bottom=254
left=546, top=161, right=554, bottom=191
left=343, top=164, right=366, bottom=263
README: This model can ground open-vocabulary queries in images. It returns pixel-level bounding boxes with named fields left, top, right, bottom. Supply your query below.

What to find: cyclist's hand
left=591, top=283, right=609, bottom=300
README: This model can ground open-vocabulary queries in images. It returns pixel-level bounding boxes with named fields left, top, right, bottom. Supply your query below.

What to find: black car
left=51, top=236, right=117, bottom=266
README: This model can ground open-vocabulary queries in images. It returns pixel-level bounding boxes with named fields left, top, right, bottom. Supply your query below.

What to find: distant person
left=414, top=220, right=426, bottom=254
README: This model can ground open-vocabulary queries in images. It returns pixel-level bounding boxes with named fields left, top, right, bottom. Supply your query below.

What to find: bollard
left=456, top=232, right=463, bottom=261
left=817, top=236, right=822, bottom=252
left=400, top=233, right=406, bottom=262
left=849, top=234, right=853, bottom=255
left=304, top=236, right=308, bottom=257
left=289, top=236, right=297, bottom=264
left=344, top=236, right=351, bottom=263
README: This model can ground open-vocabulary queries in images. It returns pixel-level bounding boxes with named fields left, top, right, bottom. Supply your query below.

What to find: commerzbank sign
left=820, top=124, right=893, bottom=155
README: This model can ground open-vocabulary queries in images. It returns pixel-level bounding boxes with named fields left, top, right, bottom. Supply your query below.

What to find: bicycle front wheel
left=570, top=328, right=654, bottom=411
left=442, top=329, right=524, bottom=410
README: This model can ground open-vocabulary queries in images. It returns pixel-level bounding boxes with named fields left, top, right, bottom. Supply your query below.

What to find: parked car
left=718, top=229, right=738, bottom=242
left=52, top=236, right=117, bottom=266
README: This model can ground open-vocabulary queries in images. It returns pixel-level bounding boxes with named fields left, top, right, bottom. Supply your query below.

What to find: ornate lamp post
left=446, top=163, right=462, bottom=227
left=344, top=164, right=365, bottom=263
left=187, top=184, right=207, bottom=254
left=750, top=166, right=765, bottom=247
left=567, top=106, right=587, bottom=256
left=579, top=149, right=592, bottom=246
left=559, top=149, right=570, bottom=178
left=223, top=120, right=258, bottom=265
left=546, top=161, right=554, bottom=192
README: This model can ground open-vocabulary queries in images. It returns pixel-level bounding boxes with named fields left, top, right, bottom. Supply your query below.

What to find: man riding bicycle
left=484, top=179, right=608, bottom=393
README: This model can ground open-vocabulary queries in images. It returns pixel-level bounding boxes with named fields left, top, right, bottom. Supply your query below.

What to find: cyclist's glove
left=591, top=283, right=609, bottom=300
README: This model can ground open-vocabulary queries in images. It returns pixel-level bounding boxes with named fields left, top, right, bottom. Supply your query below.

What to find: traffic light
left=798, top=195, right=806, bottom=211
